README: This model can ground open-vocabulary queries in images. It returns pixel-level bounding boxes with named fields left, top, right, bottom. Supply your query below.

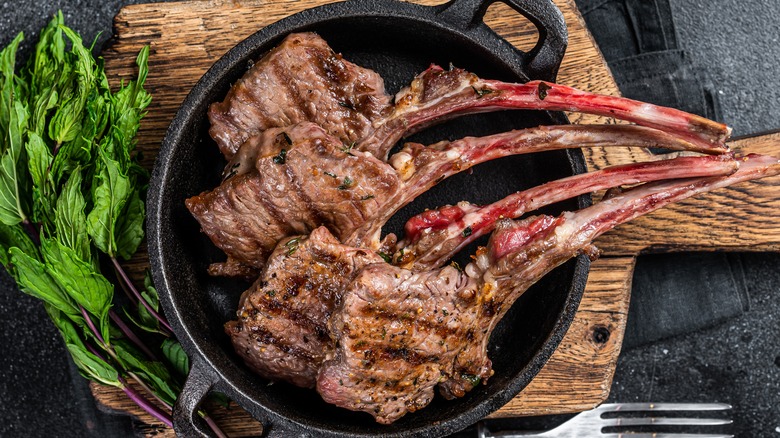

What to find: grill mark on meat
left=311, top=48, right=362, bottom=142
left=356, top=305, right=465, bottom=340
left=245, top=324, right=318, bottom=363
left=253, top=171, right=297, bottom=236
left=284, top=150, right=327, bottom=230
left=227, top=227, right=386, bottom=387
left=208, top=33, right=392, bottom=159
left=353, top=346, right=438, bottom=368
left=273, top=51, right=314, bottom=123
left=251, top=293, right=331, bottom=343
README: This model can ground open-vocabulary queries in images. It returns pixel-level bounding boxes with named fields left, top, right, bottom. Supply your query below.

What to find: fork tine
left=598, top=403, right=732, bottom=412
left=600, top=434, right=733, bottom=438
left=603, top=417, right=733, bottom=427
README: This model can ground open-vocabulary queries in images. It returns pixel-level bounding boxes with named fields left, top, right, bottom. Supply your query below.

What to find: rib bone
left=395, top=154, right=738, bottom=271
left=358, top=65, right=731, bottom=159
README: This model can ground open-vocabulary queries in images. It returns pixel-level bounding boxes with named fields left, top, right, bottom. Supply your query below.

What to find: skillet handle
left=173, top=357, right=219, bottom=437
left=174, top=358, right=300, bottom=437
left=436, top=0, right=568, bottom=81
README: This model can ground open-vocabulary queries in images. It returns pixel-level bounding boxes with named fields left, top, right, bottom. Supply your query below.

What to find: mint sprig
left=0, top=13, right=225, bottom=434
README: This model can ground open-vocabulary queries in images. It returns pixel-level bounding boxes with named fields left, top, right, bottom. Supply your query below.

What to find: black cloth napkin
left=574, top=0, right=747, bottom=349
left=624, top=253, right=750, bottom=349
left=578, top=0, right=722, bottom=125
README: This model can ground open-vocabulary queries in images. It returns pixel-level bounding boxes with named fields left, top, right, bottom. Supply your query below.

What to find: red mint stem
left=203, top=413, right=229, bottom=438
left=109, top=310, right=159, bottom=360
left=85, top=342, right=107, bottom=361
left=80, top=305, right=106, bottom=346
left=116, top=271, right=140, bottom=307
left=119, top=376, right=173, bottom=427
left=127, top=370, right=173, bottom=411
left=111, top=257, right=174, bottom=335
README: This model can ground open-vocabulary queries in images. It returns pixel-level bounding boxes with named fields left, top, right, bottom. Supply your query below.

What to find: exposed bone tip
left=582, top=244, right=601, bottom=261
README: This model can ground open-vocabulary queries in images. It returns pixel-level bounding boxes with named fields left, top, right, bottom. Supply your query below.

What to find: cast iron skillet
left=149, top=0, right=591, bottom=436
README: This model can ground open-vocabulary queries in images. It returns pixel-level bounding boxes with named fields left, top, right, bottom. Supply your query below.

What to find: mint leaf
left=47, top=26, right=97, bottom=145
left=124, top=270, right=161, bottom=334
left=111, top=47, right=150, bottom=145
left=48, top=96, right=83, bottom=144
left=40, top=237, right=113, bottom=342
left=47, top=304, right=120, bottom=387
left=26, top=12, right=66, bottom=99
left=67, top=343, right=120, bottom=386
left=86, top=147, right=131, bottom=257
left=143, top=270, right=159, bottom=306
left=0, top=100, right=30, bottom=226
left=114, top=340, right=179, bottom=405
left=0, top=32, right=24, bottom=139
left=161, top=338, right=189, bottom=378
left=122, top=307, right=160, bottom=335
left=28, top=87, right=58, bottom=137
left=9, top=247, right=82, bottom=322
left=114, top=187, right=144, bottom=260
left=25, top=132, right=55, bottom=227
left=0, top=222, right=37, bottom=267
left=54, top=168, right=90, bottom=261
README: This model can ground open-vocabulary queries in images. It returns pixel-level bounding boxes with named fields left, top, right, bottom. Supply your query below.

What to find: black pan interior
left=154, top=12, right=588, bottom=438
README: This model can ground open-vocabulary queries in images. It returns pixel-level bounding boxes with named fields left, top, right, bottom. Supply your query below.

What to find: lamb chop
left=225, top=153, right=740, bottom=388
left=188, top=122, right=709, bottom=277
left=224, top=227, right=384, bottom=388
left=210, top=33, right=730, bottom=163
left=317, top=153, right=780, bottom=424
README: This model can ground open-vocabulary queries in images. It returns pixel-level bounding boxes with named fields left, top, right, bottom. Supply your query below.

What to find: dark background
left=1, top=1, right=778, bottom=437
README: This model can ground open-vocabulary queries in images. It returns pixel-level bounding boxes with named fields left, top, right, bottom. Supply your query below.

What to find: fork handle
left=478, top=422, right=549, bottom=438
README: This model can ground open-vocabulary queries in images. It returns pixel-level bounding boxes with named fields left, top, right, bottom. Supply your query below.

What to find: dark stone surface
left=0, top=1, right=778, bottom=437
left=609, top=253, right=780, bottom=437
left=0, top=269, right=84, bottom=436
left=671, top=0, right=780, bottom=137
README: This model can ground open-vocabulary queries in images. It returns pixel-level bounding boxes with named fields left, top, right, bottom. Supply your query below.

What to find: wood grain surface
left=90, top=0, right=779, bottom=434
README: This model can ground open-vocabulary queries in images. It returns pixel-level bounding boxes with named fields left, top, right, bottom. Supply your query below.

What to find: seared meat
left=317, top=262, right=483, bottom=423
left=208, top=32, right=391, bottom=159
left=317, top=154, right=780, bottom=424
left=200, top=32, right=775, bottom=426
left=189, top=123, right=703, bottom=275
left=226, top=227, right=383, bottom=387
left=186, top=122, right=399, bottom=276
left=224, top=152, right=766, bottom=407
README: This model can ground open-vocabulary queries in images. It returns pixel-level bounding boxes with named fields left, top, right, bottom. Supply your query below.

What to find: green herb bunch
left=0, top=13, right=224, bottom=434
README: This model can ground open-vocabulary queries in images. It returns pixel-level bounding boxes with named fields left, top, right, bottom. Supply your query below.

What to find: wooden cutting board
left=91, top=0, right=780, bottom=435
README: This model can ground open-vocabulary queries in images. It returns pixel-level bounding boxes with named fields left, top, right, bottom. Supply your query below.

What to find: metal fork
left=477, top=403, right=733, bottom=438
